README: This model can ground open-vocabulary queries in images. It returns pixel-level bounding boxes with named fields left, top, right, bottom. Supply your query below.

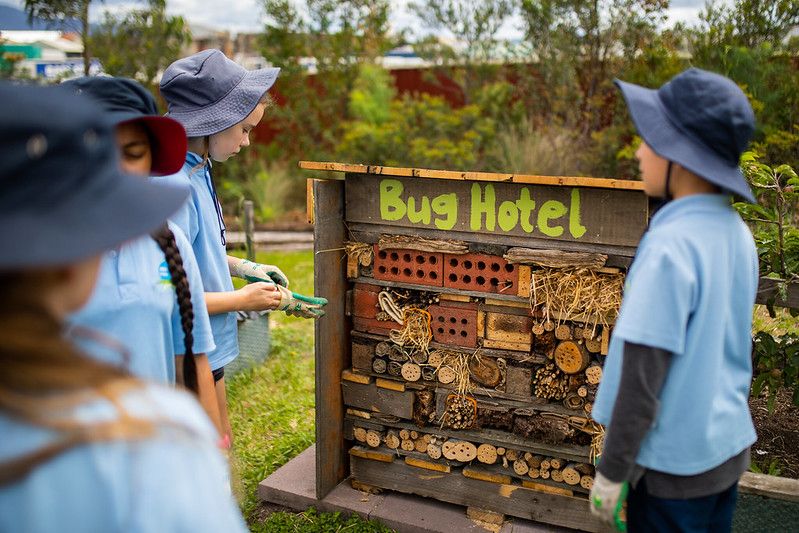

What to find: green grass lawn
left=226, top=250, right=391, bottom=532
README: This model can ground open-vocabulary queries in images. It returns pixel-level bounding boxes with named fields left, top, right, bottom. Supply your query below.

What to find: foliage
left=90, top=0, right=191, bottom=94
left=751, top=331, right=799, bottom=412
left=348, top=62, right=396, bottom=125
left=255, top=508, right=393, bottom=532
left=692, top=0, right=799, bottom=49
left=23, top=0, right=92, bottom=75
left=259, top=0, right=396, bottom=161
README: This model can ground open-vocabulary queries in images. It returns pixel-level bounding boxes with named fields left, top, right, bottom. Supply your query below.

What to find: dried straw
left=389, top=308, right=432, bottom=354
left=344, top=241, right=373, bottom=266
left=530, top=267, right=624, bottom=332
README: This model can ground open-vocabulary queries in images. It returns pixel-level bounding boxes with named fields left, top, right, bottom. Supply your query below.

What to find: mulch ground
left=749, top=388, right=799, bottom=479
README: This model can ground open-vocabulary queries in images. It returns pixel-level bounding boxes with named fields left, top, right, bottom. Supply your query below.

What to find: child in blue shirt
left=158, top=49, right=328, bottom=444
left=0, top=82, right=246, bottom=532
left=62, top=77, right=223, bottom=436
left=590, top=68, right=759, bottom=532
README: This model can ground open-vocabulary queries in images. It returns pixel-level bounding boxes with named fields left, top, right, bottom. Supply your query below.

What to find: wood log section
left=401, top=439, right=415, bottom=451
left=503, top=248, right=607, bottom=269
left=577, top=386, right=588, bottom=398
left=385, top=430, right=400, bottom=450
left=372, top=358, right=387, bottom=374
left=554, top=341, right=590, bottom=374
left=532, top=323, right=545, bottom=336
left=366, top=430, right=382, bottom=448
left=375, top=342, right=392, bottom=357
left=554, top=324, right=572, bottom=341
left=585, top=337, right=602, bottom=354
left=477, top=444, right=499, bottom=465
left=399, top=429, right=411, bottom=440
left=442, top=440, right=478, bottom=462
left=415, top=438, right=428, bottom=453
left=583, top=402, right=593, bottom=415
left=564, top=393, right=586, bottom=410
left=401, top=362, right=422, bottom=382
left=574, top=463, right=594, bottom=476
left=549, top=458, right=562, bottom=470
left=505, top=449, right=519, bottom=462
left=513, top=459, right=530, bottom=476
left=496, top=447, right=506, bottom=456
left=580, top=475, right=595, bottom=490
left=540, top=458, right=551, bottom=470
left=585, top=363, right=603, bottom=385
left=528, top=468, right=540, bottom=479
left=550, top=469, right=564, bottom=483
left=427, top=443, right=442, bottom=459
left=540, top=469, right=551, bottom=479
left=469, top=356, right=503, bottom=388
left=562, top=464, right=582, bottom=486
left=526, top=454, right=543, bottom=469
left=354, top=427, right=368, bottom=443
left=544, top=320, right=555, bottom=332
left=410, top=431, right=419, bottom=439
left=437, top=366, right=457, bottom=384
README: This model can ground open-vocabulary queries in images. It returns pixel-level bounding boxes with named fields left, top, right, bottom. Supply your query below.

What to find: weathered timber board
left=349, top=453, right=602, bottom=531
left=313, top=179, right=349, bottom=499
left=342, top=381, right=415, bottom=420
left=755, top=278, right=799, bottom=309
left=345, top=173, right=648, bottom=249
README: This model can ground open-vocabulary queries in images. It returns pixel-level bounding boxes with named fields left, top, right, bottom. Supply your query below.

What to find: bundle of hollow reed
left=345, top=241, right=373, bottom=266
left=389, top=308, right=432, bottom=353
left=530, top=267, right=624, bottom=330
left=378, top=234, right=468, bottom=254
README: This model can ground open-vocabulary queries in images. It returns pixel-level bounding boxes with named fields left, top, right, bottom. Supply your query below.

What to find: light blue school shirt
left=593, top=194, right=758, bottom=476
left=69, top=222, right=215, bottom=383
left=0, top=384, right=247, bottom=533
left=157, top=153, right=239, bottom=371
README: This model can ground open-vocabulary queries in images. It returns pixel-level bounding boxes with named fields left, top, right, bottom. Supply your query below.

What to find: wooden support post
left=314, top=179, right=349, bottom=499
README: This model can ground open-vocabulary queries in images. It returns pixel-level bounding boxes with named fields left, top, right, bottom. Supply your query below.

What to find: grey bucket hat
left=160, top=49, right=280, bottom=137
left=615, top=68, right=756, bottom=203
left=0, top=82, right=188, bottom=269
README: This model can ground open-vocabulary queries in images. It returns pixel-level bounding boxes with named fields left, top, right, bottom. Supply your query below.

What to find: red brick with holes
left=372, top=245, right=444, bottom=287
left=443, top=253, right=518, bottom=295
left=429, top=301, right=478, bottom=347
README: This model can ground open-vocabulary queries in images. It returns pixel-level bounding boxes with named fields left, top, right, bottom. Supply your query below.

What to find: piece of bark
left=412, top=390, right=435, bottom=427
left=503, top=248, right=607, bottom=269
left=513, top=415, right=575, bottom=445
left=476, top=406, right=514, bottom=432
left=533, top=330, right=557, bottom=357
left=554, top=341, right=590, bottom=374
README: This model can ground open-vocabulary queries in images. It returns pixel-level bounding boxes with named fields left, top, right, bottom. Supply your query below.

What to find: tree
left=91, top=0, right=191, bottom=94
left=24, top=0, right=92, bottom=75
left=693, top=0, right=799, bottom=49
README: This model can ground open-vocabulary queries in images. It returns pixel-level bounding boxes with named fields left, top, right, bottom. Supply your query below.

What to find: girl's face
left=116, top=122, right=153, bottom=176
left=635, top=141, right=670, bottom=198
left=208, top=103, right=266, bottom=162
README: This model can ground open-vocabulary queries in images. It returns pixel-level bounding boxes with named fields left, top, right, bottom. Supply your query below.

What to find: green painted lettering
left=407, top=196, right=431, bottom=224
left=432, top=193, right=457, bottom=230
left=497, top=200, right=519, bottom=231
left=537, top=200, right=567, bottom=237
left=380, top=179, right=406, bottom=221
left=515, top=188, right=535, bottom=233
left=470, top=183, right=496, bottom=231
left=569, top=188, right=587, bottom=238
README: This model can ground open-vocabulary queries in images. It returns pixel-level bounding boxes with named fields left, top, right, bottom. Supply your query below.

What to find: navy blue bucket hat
left=160, top=49, right=280, bottom=137
left=615, top=68, right=756, bottom=203
left=0, top=82, right=188, bottom=269
left=61, top=76, right=187, bottom=175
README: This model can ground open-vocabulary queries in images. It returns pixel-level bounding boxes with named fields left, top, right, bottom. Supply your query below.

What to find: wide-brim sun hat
left=60, top=76, right=187, bottom=175
left=615, top=68, right=756, bottom=203
left=0, top=82, right=189, bottom=269
left=159, top=49, right=280, bottom=138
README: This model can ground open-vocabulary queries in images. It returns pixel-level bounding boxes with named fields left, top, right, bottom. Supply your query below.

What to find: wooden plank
left=306, top=178, right=315, bottom=224
left=313, top=179, right=348, bottom=499
left=739, top=471, right=799, bottom=503
left=517, top=265, right=532, bottom=298
left=351, top=342, right=374, bottom=373
left=467, top=507, right=505, bottom=526
left=405, top=456, right=451, bottom=473
left=349, top=446, right=394, bottom=463
left=344, top=174, right=648, bottom=248
left=439, top=293, right=472, bottom=302
left=376, top=378, right=406, bottom=392
left=462, top=466, right=512, bottom=485
left=299, top=161, right=644, bottom=191
left=601, top=326, right=610, bottom=355
left=484, top=297, right=530, bottom=309
left=522, top=480, right=574, bottom=497
left=350, top=454, right=601, bottom=531
left=482, top=338, right=532, bottom=353
left=346, top=408, right=372, bottom=420
left=476, top=310, right=485, bottom=338
left=342, top=369, right=372, bottom=384
left=756, top=278, right=799, bottom=309
left=342, top=381, right=415, bottom=420
left=485, top=313, right=533, bottom=345
left=505, top=365, right=533, bottom=399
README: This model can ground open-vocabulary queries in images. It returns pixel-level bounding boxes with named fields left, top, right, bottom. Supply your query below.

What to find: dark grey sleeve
left=597, top=341, right=672, bottom=483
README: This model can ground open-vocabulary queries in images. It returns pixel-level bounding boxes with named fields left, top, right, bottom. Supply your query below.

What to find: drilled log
left=414, top=438, right=428, bottom=453
left=442, top=440, right=477, bottom=462
left=532, top=322, right=545, bottom=336
left=554, top=341, right=590, bottom=374
left=550, top=469, right=564, bottom=483
left=585, top=363, right=603, bottom=385
left=540, top=469, right=551, bottom=479
left=513, top=459, right=530, bottom=476
left=372, top=358, right=387, bottom=374
left=580, top=475, right=594, bottom=490
left=549, top=458, right=562, bottom=470
left=427, top=443, right=442, bottom=460
left=469, top=356, right=503, bottom=388
left=554, top=324, right=572, bottom=341
left=437, top=365, right=457, bottom=384
left=384, top=430, right=400, bottom=450
left=562, top=464, right=582, bottom=486
left=585, top=337, right=602, bottom=353
left=401, top=362, right=422, bottom=382
left=401, top=439, right=415, bottom=451
left=505, top=449, right=519, bottom=462
left=399, top=429, right=410, bottom=440
left=366, top=430, right=382, bottom=448
left=528, top=468, right=540, bottom=479
left=354, top=427, right=368, bottom=443
left=477, top=443, right=498, bottom=465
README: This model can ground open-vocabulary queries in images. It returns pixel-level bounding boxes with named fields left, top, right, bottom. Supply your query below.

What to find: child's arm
left=205, top=283, right=282, bottom=315
left=176, top=353, right=223, bottom=436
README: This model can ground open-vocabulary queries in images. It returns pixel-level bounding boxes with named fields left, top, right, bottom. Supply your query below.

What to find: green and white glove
left=276, top=285, right=327, bottom=319
left=233, top=259, right=289, bottom=287
left=589, top=472, right=628, bottom=532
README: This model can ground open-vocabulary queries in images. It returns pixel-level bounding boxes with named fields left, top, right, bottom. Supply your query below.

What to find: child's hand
left=233, top=259, right=290, bottom=287
left=236, top=281, right=281, bottom=311
left=276, top=285, right=327, bottom=319
left=589, top=472, right=628, bottom=531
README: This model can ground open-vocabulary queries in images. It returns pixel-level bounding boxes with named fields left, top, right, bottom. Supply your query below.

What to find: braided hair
left=151, top=225, right=198, bottom=395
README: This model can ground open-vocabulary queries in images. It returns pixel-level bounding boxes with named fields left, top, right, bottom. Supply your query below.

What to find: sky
left=9, top=0, right=725, bottom=37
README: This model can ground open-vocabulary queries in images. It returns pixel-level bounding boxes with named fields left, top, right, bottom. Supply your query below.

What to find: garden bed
left=750, top=388, right=799, bottom=479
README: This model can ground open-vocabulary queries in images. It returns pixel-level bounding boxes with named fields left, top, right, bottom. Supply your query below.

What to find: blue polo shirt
left=69, top=222, right=215, bottom=383
left=0, top=384, right=247, bottom=532
left=593, top=194, right=758, bottom=475
left=156, top=153, right=238, bottom=371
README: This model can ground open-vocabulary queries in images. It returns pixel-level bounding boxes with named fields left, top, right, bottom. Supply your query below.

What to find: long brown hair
left=0, top=271, right=151, bottom=485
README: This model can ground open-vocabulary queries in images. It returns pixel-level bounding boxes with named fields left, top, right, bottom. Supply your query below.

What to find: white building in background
left=0, top=30, right=100, bottom=79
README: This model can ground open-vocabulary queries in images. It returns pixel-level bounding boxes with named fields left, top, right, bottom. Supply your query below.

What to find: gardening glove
left=589, top=472, right=628, bottom=532
left=233, top=259, right=289, bottom=287
left=276, top=284, right=327, bottom=319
